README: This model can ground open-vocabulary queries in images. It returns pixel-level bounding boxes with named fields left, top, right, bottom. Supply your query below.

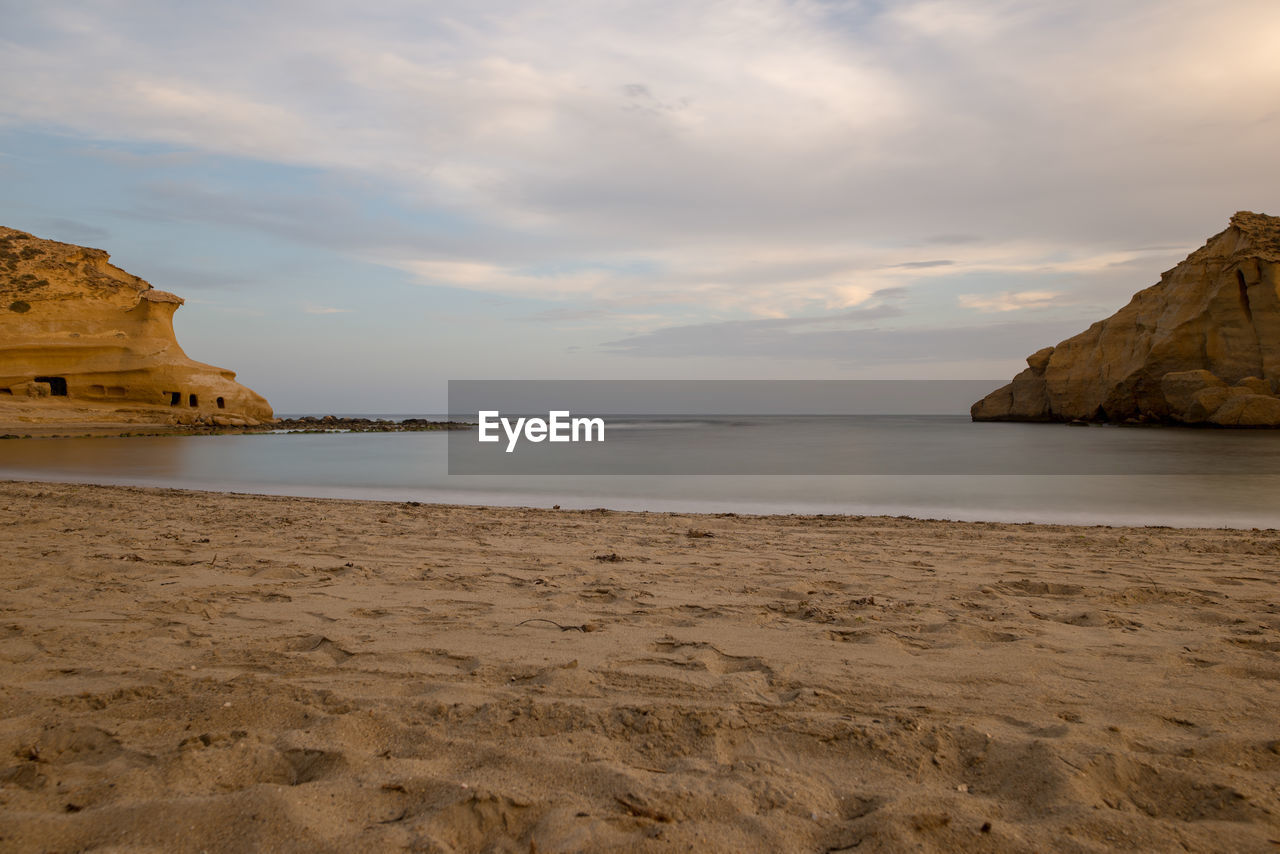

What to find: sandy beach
left=0, top=480, right=1278, bottom=852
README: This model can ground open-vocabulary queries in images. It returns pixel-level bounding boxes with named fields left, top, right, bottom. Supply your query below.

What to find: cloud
left=888, top=260, right=953, bottom=269
left=741, top=304, right=905, bottom=329
left=381, top=237, right=1163, bottom=319
left=957, top=290, right=1064, bottom=312
left=525, top=305, right=666, bottom=325
left=604, top=315, right=1089, bottom=365
left=6, top=1, right=1276, bottom=261
left=600, top=299, right=905, bottom=357
left=871, top=287, right=910, bottom=300
left=32, top=217, right=109, bottom=244
left=2, top=0, right=1278, bottom=378
left=303, top=305, right=350, bottom=315
left=135, top=264, right=252, bottom=293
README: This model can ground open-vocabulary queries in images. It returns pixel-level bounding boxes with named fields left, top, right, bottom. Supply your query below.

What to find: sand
left=0, top=481, right=1278, bottom=852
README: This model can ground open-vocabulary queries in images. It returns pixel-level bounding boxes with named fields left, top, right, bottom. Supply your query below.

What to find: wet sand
left=1, top=480, right=1278, bottom=852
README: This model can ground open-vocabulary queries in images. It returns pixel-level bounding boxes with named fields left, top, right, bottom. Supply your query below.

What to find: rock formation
left=972, top=211, right=1280, bottom=426
left=0, top=226, right=272, bottom=428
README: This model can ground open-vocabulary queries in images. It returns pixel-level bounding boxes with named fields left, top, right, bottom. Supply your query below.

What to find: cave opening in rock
left=216, top=397, right=225, bottom=409
left=1237, top=269, right=1254, bottom=323
left=189, top=394, right=199, bottom=407
left=167, top=391, right=181, bottom=406
left=33, top=376, right=67, bottom=396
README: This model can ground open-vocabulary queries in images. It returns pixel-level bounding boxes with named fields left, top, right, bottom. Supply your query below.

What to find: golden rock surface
left=1, top=226, right=272, bottom=429
left=973, top=212, right=1280, bottom=425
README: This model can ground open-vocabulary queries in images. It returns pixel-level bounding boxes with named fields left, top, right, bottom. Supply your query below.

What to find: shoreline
left=0, top=415, right=473, bottom=440
left=3, top=472, right=1280, bottom=532
left=1, top=475, right=1279, bottom=533
left=2, top=480, right=1278, bottom=851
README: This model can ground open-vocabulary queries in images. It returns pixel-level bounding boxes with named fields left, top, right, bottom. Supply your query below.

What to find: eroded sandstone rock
left=972, top=212, right=1280, bottom=426
left=0, top=226, right=272, bottom=426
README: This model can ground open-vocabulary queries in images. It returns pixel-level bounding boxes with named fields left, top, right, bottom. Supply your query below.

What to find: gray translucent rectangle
left=447, top=381, right=1280, bottom=475
left=448, top=379, right=994, bottom=416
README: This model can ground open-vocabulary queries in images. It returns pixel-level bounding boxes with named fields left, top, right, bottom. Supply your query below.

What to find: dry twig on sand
left=516, top=618, right=601, bottom=632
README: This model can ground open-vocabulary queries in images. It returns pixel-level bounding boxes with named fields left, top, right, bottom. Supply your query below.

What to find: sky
left=2, top=0, right=1278, bottom=413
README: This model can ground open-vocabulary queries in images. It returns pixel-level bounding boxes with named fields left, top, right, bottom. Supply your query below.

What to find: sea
left=2, top=414, right=1279, bottom=529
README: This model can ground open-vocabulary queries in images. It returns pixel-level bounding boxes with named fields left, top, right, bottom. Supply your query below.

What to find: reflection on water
left=0, top=422, right=1278, bottom=528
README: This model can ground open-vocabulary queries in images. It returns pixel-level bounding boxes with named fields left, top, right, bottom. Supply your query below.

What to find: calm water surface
left=1, top=416, right=1278, bottom=528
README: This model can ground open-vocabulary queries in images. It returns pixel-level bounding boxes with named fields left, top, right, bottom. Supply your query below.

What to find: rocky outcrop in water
left=972, top=211, right=1280, bottom=426
left=0, top=226, right=272, bottom=427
